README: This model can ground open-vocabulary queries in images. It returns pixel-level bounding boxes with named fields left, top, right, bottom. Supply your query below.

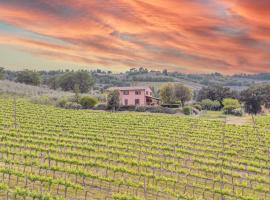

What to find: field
left=0, top=97, right=270, bottom=200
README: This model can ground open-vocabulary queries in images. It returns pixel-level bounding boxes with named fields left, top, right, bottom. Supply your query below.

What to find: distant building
left=108, top=86, right=160, bottom=106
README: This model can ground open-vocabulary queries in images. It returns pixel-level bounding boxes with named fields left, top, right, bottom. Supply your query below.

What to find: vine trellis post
left=13, top=96, right=17, bottom=129
left=220, top=116, right=227, bottom=200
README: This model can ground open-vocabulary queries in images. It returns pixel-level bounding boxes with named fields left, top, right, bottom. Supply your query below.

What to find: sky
left=0, top=0, right=269, bottom=74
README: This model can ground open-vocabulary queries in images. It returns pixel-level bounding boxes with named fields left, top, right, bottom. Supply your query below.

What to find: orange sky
left=0, top=0, right=269, bottom=74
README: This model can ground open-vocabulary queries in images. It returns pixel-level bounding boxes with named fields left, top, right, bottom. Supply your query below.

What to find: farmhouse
left=108, top=86, right=160, bottom=106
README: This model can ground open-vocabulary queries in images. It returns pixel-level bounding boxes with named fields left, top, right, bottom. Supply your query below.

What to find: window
left=123, top=91, right=129, bottom=95
left=135, top=90, right=141, bottom=95
left=135, top=99, right=140, bottom=105
left=150, top=92, right=152, bottom=96
left=146, top=91, right=149, bottom=95
left=124, top=99, right=128, bottom=105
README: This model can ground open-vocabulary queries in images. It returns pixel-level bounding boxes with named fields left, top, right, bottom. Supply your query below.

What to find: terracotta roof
left=108, top=86, right=151, bottom=91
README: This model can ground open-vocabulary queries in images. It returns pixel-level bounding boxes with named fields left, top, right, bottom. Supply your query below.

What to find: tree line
left=153, top=83, right=270, bottom=115
left=196, top=84, right=270, bottom=115
left=0, top=68, right=95, bottom=93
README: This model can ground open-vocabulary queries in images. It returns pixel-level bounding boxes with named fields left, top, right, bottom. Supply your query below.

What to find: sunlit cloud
left=0, top=0, right=269, bottom=74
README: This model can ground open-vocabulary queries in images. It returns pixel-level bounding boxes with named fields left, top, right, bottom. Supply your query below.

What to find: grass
left=199, top=110, right=253, bottom=125
left=199, top=111, right=226, bottom=120
left=0, top=80, right=74, bottom=98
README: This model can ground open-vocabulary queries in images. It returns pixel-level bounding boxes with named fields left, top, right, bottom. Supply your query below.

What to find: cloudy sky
left=0, top=0, right=269, bottom=74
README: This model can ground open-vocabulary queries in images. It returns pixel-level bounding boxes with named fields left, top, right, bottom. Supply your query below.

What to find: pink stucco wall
left=145, top=88, right=153, bottom=97
left=119, top=88, right=152, bottom=106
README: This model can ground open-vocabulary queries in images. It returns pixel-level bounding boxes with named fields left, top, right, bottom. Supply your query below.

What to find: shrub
left=183, top=106, right=193, bottom=115
left=212, top=100, right=221, bottom=110
left=57, top=98, right=68, bottom=108
left=161, top=103, right=181, bottom=108
left=223, top=98, right=241, bottom=114
left=119, top=105, right=136, bottom=111
left=79, top=96, right=98, bottom=109
left=192, top=108, right=200, bottom=115
left=64, top=102, right=82, bottom=110
left=201, top=99, right=221, bottom=111
left=92, top=104, right=107, bottom=110
left=134, top=106, right=147, bottom=112
left=231, top=108, right=243, bottom=116
left=119, top=106, right=177, bottom=114
left=201, top=99, right=211, bottom=110
left=193, top=104, right=202, bottom=111
left=147, top=106, right=177, bottom=114
left=149, top=107, right=165, bottom=113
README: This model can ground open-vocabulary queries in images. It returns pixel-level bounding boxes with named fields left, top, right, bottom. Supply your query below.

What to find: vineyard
left=0, top=96, right=270, bottom=200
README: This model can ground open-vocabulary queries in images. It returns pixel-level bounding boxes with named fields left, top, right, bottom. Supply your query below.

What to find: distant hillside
left=2, top=68, right=270, bottom=93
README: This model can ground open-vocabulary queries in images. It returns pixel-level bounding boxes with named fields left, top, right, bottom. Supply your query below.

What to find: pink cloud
left=0, top=0, right=269, bottom=74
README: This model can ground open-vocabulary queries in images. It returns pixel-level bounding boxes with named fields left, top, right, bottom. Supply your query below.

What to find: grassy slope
left=0, top=80, right=73, bottom=98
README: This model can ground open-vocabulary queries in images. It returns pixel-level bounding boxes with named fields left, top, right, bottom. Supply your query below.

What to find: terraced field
left=0, top=97, right=269, bottom=200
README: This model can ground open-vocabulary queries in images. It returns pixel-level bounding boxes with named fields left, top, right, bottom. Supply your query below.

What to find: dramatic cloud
left=0, top=0, right=269, bottom=74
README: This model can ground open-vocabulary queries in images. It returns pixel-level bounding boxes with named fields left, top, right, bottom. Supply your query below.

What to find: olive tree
left=160, top=83, right=175, bottom=104
left=241, top=86, right=265, bottom=115
left=107, top=90, right=120, bottom=111
left=174, top=84, right=192, bottom=106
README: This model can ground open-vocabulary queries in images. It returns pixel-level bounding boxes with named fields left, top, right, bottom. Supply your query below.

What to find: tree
left=47, top=76, right=59, bottom=90
left=58, top=71, right=95, bottom=93
left=16, top=70, right=41, bottom=86
left=160, top=83, right=175, bottom=104
left=0, top=67, right=4, bottom=80
left=58, top=72, right=76, bottom=91
left=241, top=86, right=265, bottom=115
left=260, top=84, right=270, bottom=109
left=74, top=83, right=81, bottom=103
left=222, top=98, right=241, bottom=114
left=76, top=71, right=95, bottom=93
left=174, top=84, right=192, bottom=106
left=107, top=90, right=120, bottom=111
left=138, top=67, right=148, bottom=74
left=160, top=83, right=192, bottom=105
left=197, top=85, right=236, bottom=105
left=162, top=69, right=168, bottom=76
